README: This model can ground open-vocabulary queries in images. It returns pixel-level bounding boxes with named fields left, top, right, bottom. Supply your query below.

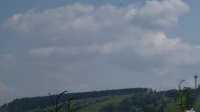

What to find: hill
left=1, top=87, right=200, bottom=112
left=0, top=88, right=149, bottom=112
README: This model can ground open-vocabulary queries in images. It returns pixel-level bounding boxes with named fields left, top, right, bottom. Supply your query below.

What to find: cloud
left=3, top=0, right=189, bottom=37
left=109, top=31, right=200, bottom=75
left=3, top=0, right=193, bottom=75
left=133, top=0, right=190, bottom=28
left=132, top=32, right=200, bottom=65
left=1, top=0, right=197, bottom=104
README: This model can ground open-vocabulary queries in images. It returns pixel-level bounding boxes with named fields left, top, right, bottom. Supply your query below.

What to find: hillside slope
left=1, top=88, right=200, bottom=112
left=26, top=92, right=200, bottom=112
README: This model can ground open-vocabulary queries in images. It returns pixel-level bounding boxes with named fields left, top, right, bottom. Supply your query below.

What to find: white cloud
left=131, top=32, right=200, bottom=65
left=13, top=1, right=191, bottom=75
left=3, top=0, right=189, bottom=37
left=3, top=1, right=192, bottom=71
left=132, top=32, right=181, bottom=56
left=1, top=0, right=198, bottom=104
left=86, top=42, right=123, bottom=55
left=134, top=0, right=190, bottom=28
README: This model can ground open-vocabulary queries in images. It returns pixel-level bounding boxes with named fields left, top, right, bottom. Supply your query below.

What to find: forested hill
left=1, top=88, right=149, bottom=112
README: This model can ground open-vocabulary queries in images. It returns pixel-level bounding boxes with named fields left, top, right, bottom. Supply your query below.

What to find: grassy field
left=77, top=94, right=133, bottom=112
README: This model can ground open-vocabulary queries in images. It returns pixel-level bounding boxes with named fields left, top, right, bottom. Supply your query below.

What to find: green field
left=77, top=94, right=133, bottom=112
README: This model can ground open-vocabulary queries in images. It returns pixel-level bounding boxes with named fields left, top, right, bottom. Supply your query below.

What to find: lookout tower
left=194, top=75, right=198, bottom=89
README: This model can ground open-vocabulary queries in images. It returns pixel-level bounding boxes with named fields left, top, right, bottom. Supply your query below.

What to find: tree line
left=3, top=88, right=149, bottom=112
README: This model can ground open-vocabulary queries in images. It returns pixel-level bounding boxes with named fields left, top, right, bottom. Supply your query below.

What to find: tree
left=43, top=91, right=85, bottom=112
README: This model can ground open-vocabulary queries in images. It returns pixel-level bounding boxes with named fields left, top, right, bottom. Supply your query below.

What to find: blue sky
left=1, top=0, right=200, bottom=104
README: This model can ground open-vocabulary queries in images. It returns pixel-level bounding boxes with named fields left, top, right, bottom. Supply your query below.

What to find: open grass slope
left=77, top=94, right=133, bottom=112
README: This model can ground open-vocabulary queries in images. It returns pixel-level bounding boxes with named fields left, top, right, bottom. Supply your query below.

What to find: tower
left=194, top=75, right=198, bottom=89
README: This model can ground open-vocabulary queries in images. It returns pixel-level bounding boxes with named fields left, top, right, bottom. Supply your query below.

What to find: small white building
left=184, top=108, right=195, bottom=112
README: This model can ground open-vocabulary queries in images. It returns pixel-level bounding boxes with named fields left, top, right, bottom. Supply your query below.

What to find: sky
left=1, top=0, right=200, bottom=104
